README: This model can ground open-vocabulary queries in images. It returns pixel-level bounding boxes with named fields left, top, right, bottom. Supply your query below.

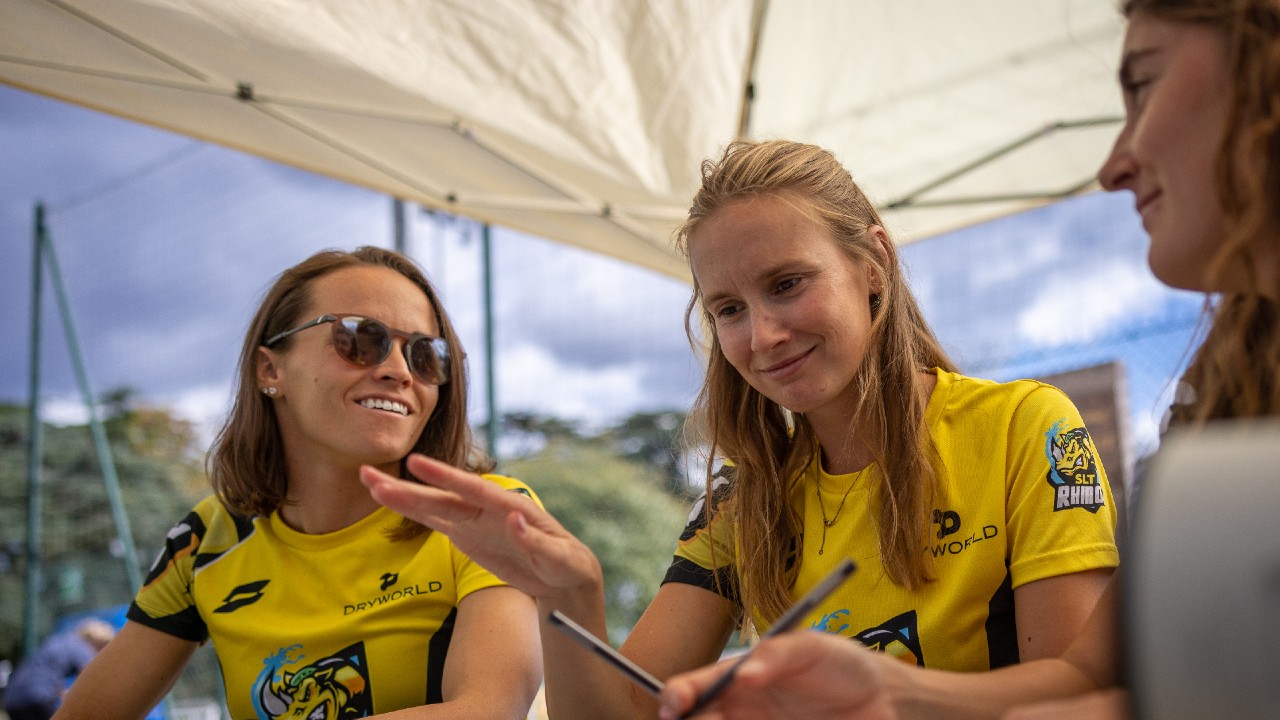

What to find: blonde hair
left=208, top=247, right=491, bottom=539
left=1124, top=0, right=1280, bottom=422
left=676, top=140, right=955, bottom=629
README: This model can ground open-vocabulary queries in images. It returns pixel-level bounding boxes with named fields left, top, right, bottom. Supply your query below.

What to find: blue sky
left=1, top=83, right=1202, bottom=465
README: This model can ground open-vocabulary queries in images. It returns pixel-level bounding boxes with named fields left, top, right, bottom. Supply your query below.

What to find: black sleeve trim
left=126, top=602, right=208, bottom=643
left=984, top=562, right=1019, bottom=669
left=662, top=556, right=740, bottom=607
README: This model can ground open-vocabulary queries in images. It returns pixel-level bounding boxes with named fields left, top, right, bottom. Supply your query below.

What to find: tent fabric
left=1, top=0, right=1125, bottom=281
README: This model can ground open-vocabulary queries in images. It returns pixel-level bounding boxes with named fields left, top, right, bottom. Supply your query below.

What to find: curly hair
left=1123, top=0, right=1280, bottom=423
left=207, top=246, right=491, bottom=539
left=675, top=139, right=955, bottom=630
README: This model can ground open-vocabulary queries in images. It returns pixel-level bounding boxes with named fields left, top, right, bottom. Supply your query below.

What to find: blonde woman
left=658, top=1, right=1280, bottom=718
left=364, top=141, right=1119, bottom=719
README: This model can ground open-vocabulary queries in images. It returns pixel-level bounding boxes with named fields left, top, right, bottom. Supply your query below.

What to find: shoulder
left=159, top=495, right=257, bottom=562
left=479, top=472, right=543, bottom=507
left=933, top=370, right=1077, bottom=419
left=678, top=464, right=736, bottom=542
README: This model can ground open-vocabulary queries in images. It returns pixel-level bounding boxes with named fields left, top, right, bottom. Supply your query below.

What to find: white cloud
left=494, top=342, right=652, bottom=430
left=40, top=394, right=92, bottom=426
left=161, top=384, right=236, bottom=447
left=36, top=385, right=231, bottom=449
left=969, top=234, right=1061, bottom=290
left=1016, top=261, right=1167, bottom=346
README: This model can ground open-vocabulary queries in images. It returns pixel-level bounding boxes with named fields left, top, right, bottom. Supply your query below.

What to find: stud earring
left=870, top=294, right=882, bottom=311
left=261, top=387, right=278, bottom=397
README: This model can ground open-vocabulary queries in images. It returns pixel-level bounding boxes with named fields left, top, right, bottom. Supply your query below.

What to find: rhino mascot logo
left=1044, top=419, right=1105, bottom=513
left=253, top=642, right=373, bottom=719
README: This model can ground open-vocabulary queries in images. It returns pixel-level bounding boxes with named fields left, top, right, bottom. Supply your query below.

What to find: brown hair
left=207, top=246, right=491, bottom=538
left=676, top=139, right=956, bottom=629
left=1123, top=0, right=1280, bottom=422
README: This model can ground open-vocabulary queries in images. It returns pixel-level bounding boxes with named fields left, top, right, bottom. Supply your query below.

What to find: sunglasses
left=264, top=313, right=451, bottom=386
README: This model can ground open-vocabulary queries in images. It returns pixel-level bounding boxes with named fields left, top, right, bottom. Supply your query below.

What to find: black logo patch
left=214, top=579, right=269, bottom=613
left=854, top=610, right=925, bottom=667
left=932, top=509, right=960, bottom=539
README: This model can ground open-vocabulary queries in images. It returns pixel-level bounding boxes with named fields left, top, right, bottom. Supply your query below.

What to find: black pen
left=678, top=557, right=858, bottom=719
left=546, top=558, right=857, bottom=714
left=548, top=610, right=665, bottom=697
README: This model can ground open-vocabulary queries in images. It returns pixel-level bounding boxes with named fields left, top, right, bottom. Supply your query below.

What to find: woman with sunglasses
left=56, top=247, right=543, bottom=720
left=651, top=0, right=1280, bottom=718
left=360, top=138, right=1121, bottom=720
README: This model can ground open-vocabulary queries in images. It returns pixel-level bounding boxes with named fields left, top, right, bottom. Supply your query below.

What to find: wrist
left=875, top=651, right=924, bottom=719
left=539, top=553, right=605, bottom=610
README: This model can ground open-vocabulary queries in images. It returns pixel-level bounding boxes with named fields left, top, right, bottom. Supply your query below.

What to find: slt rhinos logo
left=1044, top=419, right=1105, bottom=513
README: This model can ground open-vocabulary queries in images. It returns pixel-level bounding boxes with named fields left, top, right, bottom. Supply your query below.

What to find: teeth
left=360, top=398, right=408, bottom=415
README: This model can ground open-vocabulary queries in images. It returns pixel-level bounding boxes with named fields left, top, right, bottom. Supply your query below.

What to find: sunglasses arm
left=264, top=314, right=338, bottom=348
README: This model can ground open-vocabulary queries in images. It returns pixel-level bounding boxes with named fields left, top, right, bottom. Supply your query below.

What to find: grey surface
left=1127, top=418, right=1280, bottom=719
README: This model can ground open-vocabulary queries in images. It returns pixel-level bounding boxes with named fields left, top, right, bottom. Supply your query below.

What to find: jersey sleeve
left=1004, top=385, right=1120, bottom=588
left=452, top=473, right=545, bottom=601
left=663, top=471, right=738, bottom=603
left=126, top=496, right=250, bottom=642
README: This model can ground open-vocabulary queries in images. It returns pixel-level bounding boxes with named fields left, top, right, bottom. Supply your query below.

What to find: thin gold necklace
left=815, top=470, right=860, bottom=555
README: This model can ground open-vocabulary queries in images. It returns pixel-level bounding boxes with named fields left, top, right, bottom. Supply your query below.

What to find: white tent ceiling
left=1, top=0, right=1125, bottom=281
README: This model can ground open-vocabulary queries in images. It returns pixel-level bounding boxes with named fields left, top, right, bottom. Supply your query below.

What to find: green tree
left=0, top=395, right=207, bottom=663
left=600, top=410, right=690, bottom=496
left=501, top=437, right=689, bottom=643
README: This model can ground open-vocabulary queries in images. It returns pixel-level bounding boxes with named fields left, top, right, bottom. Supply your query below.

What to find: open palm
left=361, top=454, right=601, bottom=598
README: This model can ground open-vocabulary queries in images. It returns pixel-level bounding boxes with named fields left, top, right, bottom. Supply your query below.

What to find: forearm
left=890, top=656, right=1103, bottom=720
left=899, top=569, right=1123, bottom=719
left=54, top=623, right=195, bottom=720
left=383, top=586, right=543, bottom=720
left=375, top=695, right=538, bottom=720
left=538, top=580, right=656, bottom=720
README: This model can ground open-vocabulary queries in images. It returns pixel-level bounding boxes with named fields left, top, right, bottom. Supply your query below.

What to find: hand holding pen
left=549, top=558, right=858, bottom=719
left=658, top=621, right=896, bottom=720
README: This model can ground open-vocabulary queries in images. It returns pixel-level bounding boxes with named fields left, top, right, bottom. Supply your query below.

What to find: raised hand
left=360, top=454, right=602, bottom=600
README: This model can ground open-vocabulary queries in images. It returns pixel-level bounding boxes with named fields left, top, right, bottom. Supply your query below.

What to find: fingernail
left=514, top=512, right=528, bottom=535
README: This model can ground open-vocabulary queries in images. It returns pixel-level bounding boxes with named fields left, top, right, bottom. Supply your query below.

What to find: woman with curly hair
left=656, top=0, right=1280, bottom=718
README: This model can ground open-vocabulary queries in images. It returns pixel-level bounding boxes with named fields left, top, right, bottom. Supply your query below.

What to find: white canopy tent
left=1, top=0, right=1126, bottom=281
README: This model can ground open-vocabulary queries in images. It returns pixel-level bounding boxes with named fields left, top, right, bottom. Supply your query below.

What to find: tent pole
left=23, top=204, right=47, bottom=658
left=482, top=223, right=497, bottom=458
left=736, top=0, right=770, bottom=137
left=43, top=225, right=144, bottom=592
left=886, top=117, right=1121, bottom=209
left=393, top=198, right=407, bottom=254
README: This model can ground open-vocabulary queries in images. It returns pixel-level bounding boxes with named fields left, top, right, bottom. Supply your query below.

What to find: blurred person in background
left=3, top=619, right=114, bottom=720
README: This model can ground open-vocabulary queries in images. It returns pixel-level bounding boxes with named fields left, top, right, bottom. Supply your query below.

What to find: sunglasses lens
left=334, top=317, right=392, bottom=366
left=408, top=337, right=449, bottom=385
left=330, top=316, right=448, bottom=385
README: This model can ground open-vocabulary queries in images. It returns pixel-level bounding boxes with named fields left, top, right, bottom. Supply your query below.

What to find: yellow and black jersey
left=128, top=474, right=539, bottom=719
left=667, top=369, right=1119, bottom=672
